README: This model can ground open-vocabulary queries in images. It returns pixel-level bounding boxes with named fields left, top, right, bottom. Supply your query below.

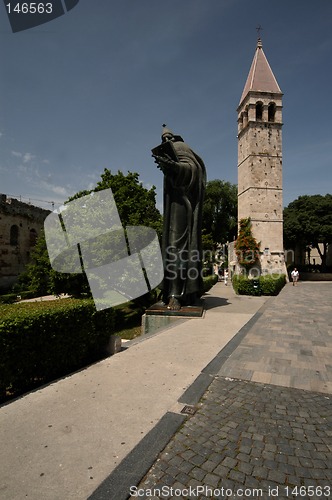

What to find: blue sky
left=0, top=0, right=331, bottom=212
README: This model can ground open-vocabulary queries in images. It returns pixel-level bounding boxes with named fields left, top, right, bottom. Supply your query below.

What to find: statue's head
left=161, top=124, right=184, bottom=143
left=161, top=124, right=174, bottom=142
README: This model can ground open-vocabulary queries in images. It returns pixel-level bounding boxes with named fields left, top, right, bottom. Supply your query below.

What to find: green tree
left=16, top=229, right=90, bottom=297
left=202, top=179, right=237, bottom=247
left=18, top=169, right=162, bottom=296
left=235, top=217, right=260, bottom=271
left=283, top=194, right=332, bottom=271
left=69, top=169, right=162, bottom=235
left=16, top=231, right=52, bottom=295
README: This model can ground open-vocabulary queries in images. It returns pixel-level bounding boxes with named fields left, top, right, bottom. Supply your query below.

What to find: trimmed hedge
left=0, top=299, right=115, bottom=400
left=260, top=274, right=287, bottom=295
left=0, top=293, right=18, bottom=304
left=203, top=274, right=218, bottom=292
left=232, top=274, right=286, bottom=296
left=0, top=290, right=40, bottom=304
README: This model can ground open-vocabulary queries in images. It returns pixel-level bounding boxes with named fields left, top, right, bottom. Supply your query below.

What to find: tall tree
left=69, top=169, right=162, bottom=234
left=18, top=169, right=162, bottom=296
left=283, top=194, right=332, bottom=271
left=202, top=179, right=237, bottom=247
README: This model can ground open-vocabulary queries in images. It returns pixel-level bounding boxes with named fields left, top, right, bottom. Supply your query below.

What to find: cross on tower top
left=256, top=24, right=263, bottom=38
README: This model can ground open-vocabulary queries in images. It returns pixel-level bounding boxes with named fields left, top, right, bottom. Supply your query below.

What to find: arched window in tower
left=268, top=102, right=276, bottom=122
left=29, top=228, right=38, bottom=246
left=239, top=113, right=243, bottom=131
left=243, top=107, right=248, bottom=127
left=255, top=101, right=263, bottom=121
left=10, top=225, right=19, bottom=246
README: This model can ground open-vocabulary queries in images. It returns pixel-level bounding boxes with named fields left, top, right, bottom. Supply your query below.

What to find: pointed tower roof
left=239, top=38, right=282, bottom=105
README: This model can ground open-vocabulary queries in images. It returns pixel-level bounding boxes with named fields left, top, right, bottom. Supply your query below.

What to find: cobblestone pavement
left=132, top=377, right=332, bottom=499
left=131, top=283, right=332, bottom=499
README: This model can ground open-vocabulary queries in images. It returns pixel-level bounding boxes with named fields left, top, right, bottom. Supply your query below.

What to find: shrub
left=259, top=274, right=286, bottom=295
left=0, top=299, right=115, bottom=400
left=19, top=290, right=42, bottom=300
left=0, top=293, right=18, bottom=304
left=232, top=275, right=254, bottom=295
left=232, top=274, right=286, bottom=296
left=203, top=274, right=218, bottom=292
left=0, top=290, right=41, bottom=304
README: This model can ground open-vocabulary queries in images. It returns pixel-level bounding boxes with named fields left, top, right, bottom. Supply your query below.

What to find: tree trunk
left=315, top=243, right=327, bottom=272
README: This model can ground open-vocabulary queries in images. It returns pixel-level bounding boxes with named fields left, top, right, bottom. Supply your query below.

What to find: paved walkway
left=1, top=282, right=331, bottom=499
left=127, top=283, right=332, bottom=500
left=219, top=282, right=332, bottom=393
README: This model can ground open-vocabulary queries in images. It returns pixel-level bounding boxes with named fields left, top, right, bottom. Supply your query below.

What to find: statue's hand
left=163, top=154, right=177, bottom=167
left=152, top=155, right=164, bottom=172
left=152, top=154, right=177, bottom=171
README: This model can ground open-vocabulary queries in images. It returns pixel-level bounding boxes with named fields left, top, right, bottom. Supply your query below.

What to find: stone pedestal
left=141, top=301, right=204, bottom=335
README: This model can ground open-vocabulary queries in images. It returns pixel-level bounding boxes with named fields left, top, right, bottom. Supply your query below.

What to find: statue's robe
left=160, top=139, right=206, bottom=306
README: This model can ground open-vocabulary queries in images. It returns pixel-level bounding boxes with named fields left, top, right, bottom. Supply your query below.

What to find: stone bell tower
left=237, top=37, right=286, bottom=274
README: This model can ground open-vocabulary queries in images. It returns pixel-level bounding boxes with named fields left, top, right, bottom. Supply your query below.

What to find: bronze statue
left=152, top=125, right=206, bottom=310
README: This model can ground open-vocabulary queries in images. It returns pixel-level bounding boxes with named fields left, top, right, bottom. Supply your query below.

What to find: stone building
left=0, top=194, right=50, bottom=291
left=236, top=37, right=286, bottom=275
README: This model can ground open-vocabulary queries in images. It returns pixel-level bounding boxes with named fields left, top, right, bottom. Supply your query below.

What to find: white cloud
left=40, top=180, right=69, bottom=198
left=12, top=150, right=22, bottom=158
left=11, top=151, right=36, bottom=163
left=23, top=153, right=35, bottom=163
left=52, top=185, right=68, bottom=196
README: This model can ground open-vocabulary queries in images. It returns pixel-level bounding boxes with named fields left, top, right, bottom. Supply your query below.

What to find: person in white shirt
left=291, top=268, right=299, bottom=286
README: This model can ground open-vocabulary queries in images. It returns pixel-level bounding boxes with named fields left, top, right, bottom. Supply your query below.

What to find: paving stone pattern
left=133, top=377, right=332, bottom=499
left=219, top=283, right=332, bottom=394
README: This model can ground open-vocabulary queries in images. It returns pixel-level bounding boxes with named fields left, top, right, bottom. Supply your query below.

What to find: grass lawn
left=113, top=302, right=144, bottom=340
left=119, top=324, right=142, bottom=340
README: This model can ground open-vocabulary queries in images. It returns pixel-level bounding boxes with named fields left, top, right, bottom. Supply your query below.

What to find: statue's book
left=151, top=141, right=178, bottom=162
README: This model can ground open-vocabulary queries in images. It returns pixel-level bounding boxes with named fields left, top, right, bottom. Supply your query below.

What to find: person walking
left=291, top=268, right=299, bottom=286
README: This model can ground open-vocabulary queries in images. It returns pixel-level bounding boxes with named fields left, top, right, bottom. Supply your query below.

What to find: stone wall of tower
left=238, top=120, right=284, bottom=244
left=0, top=194, right=50, bottom=291
left=237, top=95, right=286, bottom=274
left=238, top=126, right=283, bottom=195
left=238, top=121, right=282, bottom=165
